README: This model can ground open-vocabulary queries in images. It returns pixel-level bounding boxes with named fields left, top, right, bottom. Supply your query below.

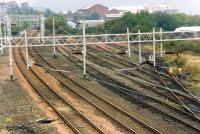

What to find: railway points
left=1, top=12, right=200, bottom=134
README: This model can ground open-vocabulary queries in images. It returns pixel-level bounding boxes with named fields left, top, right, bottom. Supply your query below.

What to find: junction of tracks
left=0, top=15, right=200, bottom=134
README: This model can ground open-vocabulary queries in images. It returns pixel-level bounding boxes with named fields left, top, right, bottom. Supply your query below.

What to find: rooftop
left=80, top=4, right=107, bottom=10
left=175, top=26, right=200, bottom=32
left=109, top=5, right=145, bottom=11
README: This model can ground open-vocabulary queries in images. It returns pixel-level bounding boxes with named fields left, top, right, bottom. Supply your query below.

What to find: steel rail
left=31, top=47, right=162, bottom=134
left=58, top=46, right=200, bottom=132
left=13, top=39, right=105, bottom=134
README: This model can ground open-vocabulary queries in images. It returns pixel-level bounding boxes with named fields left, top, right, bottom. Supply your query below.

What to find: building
left=78, top=4, right=121, bottom=19
left=67, top=20, right=80, bottom=28
left=0, top=1, right=36, bottom=15
left=78, top=4, right=109, bottom=17
left=78, top=20, right=105, bottom=29
left=19, top=2, right=34, bottom=15
left=77, top=3, right=177, bottom=20
left=0, top=2, right=8, bottom=13
left=105, top=13, right=123, bottom=20
left=148, top=4, right=177, bottom=13
left=6, top=1, right=19, bottom=14
left=110, top=5, right=146, bottom=14
left=110, top=4, right=177, bottom=14
left=67, top=19, right=105, bottom=29
left=68, top=3, right=178, bottom=21
left=175, top=26, right=200, bottom=32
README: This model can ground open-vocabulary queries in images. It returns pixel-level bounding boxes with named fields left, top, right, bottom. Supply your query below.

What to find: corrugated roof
left=80, top=4, right=107, bottom=10
left=78, top=19, right=105, bottom=23
left=175, top=26, right=200, bottom=32
left=109, top=5, right=145, bottom=11
left=81, top=4, right=94, bottom=10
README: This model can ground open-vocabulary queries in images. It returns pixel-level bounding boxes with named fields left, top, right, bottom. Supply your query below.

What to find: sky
left=1, top=0, right=200, bottom=15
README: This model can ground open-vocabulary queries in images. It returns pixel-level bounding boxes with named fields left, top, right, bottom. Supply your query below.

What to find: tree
left=121, top=12, right=137, bottom=29
left=110, top=20, right=127, bottom=33
left=135, top=11, right=156, bottom=32
left=44, top=9, right=55, bottom=17
left=186, top=15, right=200, bottom=26
left=104, top=11, right=156, bottom=33
left=104, top=20, right=115, bottom=32
left=45, top=14, right=78, bottom=35
left=153, top=12, right=186, bottom=31
left=104, top=12, right=137, bottom=33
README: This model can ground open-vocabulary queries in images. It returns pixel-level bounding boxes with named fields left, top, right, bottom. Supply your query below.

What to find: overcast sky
left=2, top=0, right=200, bottom=15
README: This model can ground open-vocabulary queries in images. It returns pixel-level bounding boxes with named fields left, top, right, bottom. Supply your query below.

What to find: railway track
left=85, top=46, right=182, bottom=104
left=16, top=30, right=200, bottom=133
left=155, top=60, right=200, bottom=117
left=119, top=42, right=200, bottom=117
left=87, top=44, right=163, bottom=85
left=92, top=43, right=200, bottom=117
left=86, top=45, right=198, bottom=107
left=86, top=46, right=161, bottom=85
left=54, top=46, right=200, bottom=133
left=30, top=47, right=162, bottom=134
left=13, top=41, right=106, bottom=134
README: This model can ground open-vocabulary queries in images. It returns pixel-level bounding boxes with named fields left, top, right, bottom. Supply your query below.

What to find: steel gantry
left=0, top=16, right=9, bottom=56
left=0, top=14, right=43, bottom=49
left=0, top=14, right=43, bottom=79
left=0, top=21, right=3, bottom=56
left=2, top=15, right=200, bottom=79
left=9, top=15, right=41, bottom=26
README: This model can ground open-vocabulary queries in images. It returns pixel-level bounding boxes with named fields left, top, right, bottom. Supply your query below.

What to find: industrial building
left=0, top=1, right=35, bottom=15
left=175, top=26, right=200, bottom=32
left=76, top=3, right=178, bottom=20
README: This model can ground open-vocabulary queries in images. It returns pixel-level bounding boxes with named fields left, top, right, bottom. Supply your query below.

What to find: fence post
left=40, top=14, right=45, bottom=44
left=127, top=28, right=131, bottom=58
left=153, top=28, right=156, bottom=67
left=53, top=18, right=56, bottom=56
left=6, top=17, right=13, bottom=79
left=25, top=30, right=29, bottom=70
left=0, top=21, right=3, bottom=56
left=83, top=22, right=87, bottom=77
left=160, top=28, right=163, bottom=57
left=4, top=22, right=6, bottom=48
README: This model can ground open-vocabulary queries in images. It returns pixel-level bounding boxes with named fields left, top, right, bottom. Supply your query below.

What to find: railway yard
left=1, top=29, right=200, bottom=134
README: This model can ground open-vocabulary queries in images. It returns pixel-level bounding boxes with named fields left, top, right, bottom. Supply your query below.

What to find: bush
left=174, top=57, right=185, bottom=67
left=164, top=41, right=200, bottom=54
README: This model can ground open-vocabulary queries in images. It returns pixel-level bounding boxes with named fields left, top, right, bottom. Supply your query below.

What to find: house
left=0, top=3, right=7, bottom=13
left=105, top=13, right=124, bottom=20
left=67, top=20, right=80, bottom=28
left=148, top=4, right=177, bottom=13
left=0, top=1, right=35, bottom=15
left=74, top=3, right=178, bottom=21
left=110, top=5, right=146, bottom=14
left=175, top=26, right=200, bottom=32
left=78, top=20, right=105, bottom=29
left=78, top=4, right=109, bottom=17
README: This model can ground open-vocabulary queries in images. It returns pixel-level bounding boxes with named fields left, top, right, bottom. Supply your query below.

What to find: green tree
left=44, top=9, right=55, bottom=17
left=121, top=12, right=137, bottom=29
left=110, top=20, right=127, bottom=33
left=104, top=12, right=137, bottom=33
left=135, top=11, right=156, bottom=32
left=104, top=19, right=115, bottom=33
left=45, top=14, right=78, bottom=35
left=153, top=12, right=176, bottom=31
left=187, top=15, right=200, bottom=26
left=104, top=11, right=155, bottom=33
